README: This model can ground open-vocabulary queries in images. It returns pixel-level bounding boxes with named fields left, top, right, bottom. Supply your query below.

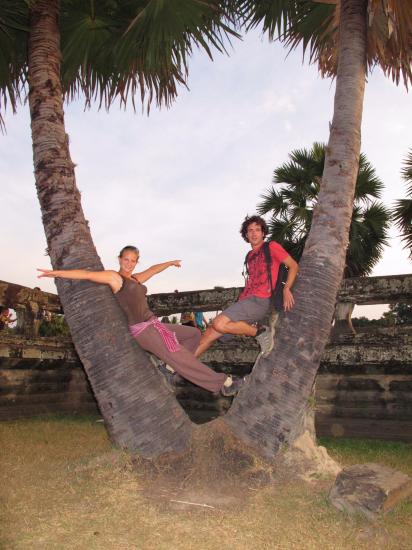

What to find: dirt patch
left=130, top=419, right=339, bottom=512
left=141, top=482, right=243, bottom=512
left=133, top=420, right=274, bottom=487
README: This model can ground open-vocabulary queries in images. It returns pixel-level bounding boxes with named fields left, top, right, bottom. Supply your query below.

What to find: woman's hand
left=37, top=269, right=58, bottom=278
left=170, top=260, right=182, bottom=268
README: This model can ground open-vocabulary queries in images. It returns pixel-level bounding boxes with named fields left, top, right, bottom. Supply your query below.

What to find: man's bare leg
left=213, top=314, right=258, bottom=337
left=194, top=325, right=223, bottom=357
left=195, top=314, right=258, bottom=358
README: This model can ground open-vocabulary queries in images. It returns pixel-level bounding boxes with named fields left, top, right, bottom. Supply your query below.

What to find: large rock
left=329, top=463, right=412, bottom=520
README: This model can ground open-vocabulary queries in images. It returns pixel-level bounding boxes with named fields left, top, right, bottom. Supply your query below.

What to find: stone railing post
left=332, top=301, right=356, bottom=337
left=14, top=303, right=38, bottom=337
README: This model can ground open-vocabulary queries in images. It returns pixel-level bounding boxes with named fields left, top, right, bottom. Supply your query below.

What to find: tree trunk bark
left=27, top=0, right=193, bottom=456
left=225, top=0, right=367, bottom=457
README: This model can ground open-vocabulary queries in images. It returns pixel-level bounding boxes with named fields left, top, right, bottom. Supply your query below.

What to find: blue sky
left=2, top=30, right=411, bottom=317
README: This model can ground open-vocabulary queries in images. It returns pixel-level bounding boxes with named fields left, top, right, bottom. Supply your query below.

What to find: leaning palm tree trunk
left=225, top=0, right=367, bottom=457
left=27, top=0, right=193, bottom=456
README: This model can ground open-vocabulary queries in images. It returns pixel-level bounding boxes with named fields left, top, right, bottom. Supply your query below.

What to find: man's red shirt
left=239, top=241, right=289, bottom=300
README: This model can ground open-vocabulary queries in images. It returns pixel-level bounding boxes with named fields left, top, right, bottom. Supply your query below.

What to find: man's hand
left=283, top=287, right=295, bottom=311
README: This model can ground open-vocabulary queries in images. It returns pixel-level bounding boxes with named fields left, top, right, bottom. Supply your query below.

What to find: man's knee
left=212, top=315, right=230, bottom=334
left=199, top=324, right=219, bottom=342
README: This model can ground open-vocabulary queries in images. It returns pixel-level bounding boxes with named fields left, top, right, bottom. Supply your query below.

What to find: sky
left=2, top=30, right=411, bottom=318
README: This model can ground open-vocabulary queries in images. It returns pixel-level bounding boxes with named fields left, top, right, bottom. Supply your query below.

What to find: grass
left=319, top=437, right=412, bottom=477
left=1, top=416, right=411, bottom=550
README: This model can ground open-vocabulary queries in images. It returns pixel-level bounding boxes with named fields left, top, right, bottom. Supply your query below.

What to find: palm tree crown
left=0, top=0, right=235, bottom=124
left=240, top=0, right=412, bottom=87
left=393, top=150, right=412, bottom=259
left=257, top=142, right=390, bottom=278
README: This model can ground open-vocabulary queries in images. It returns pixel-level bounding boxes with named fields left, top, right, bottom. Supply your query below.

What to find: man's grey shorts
left=222, top=296, right=270, bottom=324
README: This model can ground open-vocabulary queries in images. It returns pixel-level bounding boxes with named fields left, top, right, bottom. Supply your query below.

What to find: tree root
left=131, top=419, right=341, bottom=493
left=278, top=430, right=341, bottom=483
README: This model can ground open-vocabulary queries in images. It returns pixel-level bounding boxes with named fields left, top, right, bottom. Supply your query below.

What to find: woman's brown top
left=114, top=276, right=155, bottom=325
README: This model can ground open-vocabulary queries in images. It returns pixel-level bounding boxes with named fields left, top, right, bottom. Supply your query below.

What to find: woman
left=38, top=245, right=245, bottom=396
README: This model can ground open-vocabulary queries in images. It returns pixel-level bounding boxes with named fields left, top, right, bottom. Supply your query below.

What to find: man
left=195, top=215, right=299, bottom=358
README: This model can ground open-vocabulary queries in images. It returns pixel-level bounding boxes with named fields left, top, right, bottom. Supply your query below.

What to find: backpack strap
left=264, top=241, right=289, bottom=311
left=273, top=263, right=288, bottom=311
left=242, top=250, right=252, bottom=279
left=262, top=241, right=273, bottom=291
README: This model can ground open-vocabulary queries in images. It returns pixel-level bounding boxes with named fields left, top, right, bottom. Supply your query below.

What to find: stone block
left=329, top=463, right=412, bottom=520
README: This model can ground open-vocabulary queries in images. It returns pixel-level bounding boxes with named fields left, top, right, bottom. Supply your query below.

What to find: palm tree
left=1, top=0, right=235, bottom=456
left=393, top=150, right=412, bottom=259
left=257, top=143, right=390, bottom=278
left=223, top=1, right=412, bottom=457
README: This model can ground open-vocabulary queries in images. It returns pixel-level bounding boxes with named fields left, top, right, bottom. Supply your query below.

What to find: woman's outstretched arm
left=37, top=269, right=122, bottom=293
left=133, top=260, right=181, bottom=284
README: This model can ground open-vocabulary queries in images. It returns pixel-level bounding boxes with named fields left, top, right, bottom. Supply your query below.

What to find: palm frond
left=1, top=0, right=239, bottom=119
left=279, top=0, right=338, bottom=78
left=267, top=216, right=306, bottom=260
left=269, top=217, right=299, bottom=241
left=345, top=201, right=390, bottom=276
left=274, top=162, right=309, bottom=186
left=273, top=145, right=324, bottom=200
left=258, top=187, right=289, bottom=216
left=61, top=4, right=120, bottom=108
left=392, top=150, right=412, bottom=259
left=401, top=149, right=412, bottom=195
left=393, top=198, right=412, bottom=258
left=106, top=0, right=238, bottom=110
left=244, top=0, right=412, bottom=89
left=289, top=204, right=312, bottom=228
left=355, top=153, right=385, bottom=201
left=361, top=202, right=391, bottom=238
left=0, top=1, right=29, bottom=128
left=367, top=0, right=412, bottom=88
left=282, top=187, right=309, bottom=210
left=237, top=0, right=297, bottom=38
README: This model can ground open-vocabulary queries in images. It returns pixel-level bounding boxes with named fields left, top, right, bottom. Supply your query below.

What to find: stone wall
left=1, top=326, right=411, bottom=442
left=316, top=326, right=412, bottom=441
left=0, top=333, right=98, bottom=419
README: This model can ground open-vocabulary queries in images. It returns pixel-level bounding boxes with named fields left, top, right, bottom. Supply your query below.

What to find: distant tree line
left=352, top=303, right=412, bottom=327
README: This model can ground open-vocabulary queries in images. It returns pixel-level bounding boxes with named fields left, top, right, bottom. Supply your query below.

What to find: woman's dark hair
left=240, top=215, right=268, bottom=242
left=119, top=245, right=139, bottom=257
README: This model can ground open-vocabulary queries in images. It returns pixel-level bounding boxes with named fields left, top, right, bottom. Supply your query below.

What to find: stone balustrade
left=1, top=274, right=411, bottom=337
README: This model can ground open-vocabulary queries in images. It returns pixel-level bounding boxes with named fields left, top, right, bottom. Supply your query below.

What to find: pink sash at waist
left=129, top=318, right=180, bottom=353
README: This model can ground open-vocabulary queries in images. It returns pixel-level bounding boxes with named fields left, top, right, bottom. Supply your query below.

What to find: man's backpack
left=243, top=241, right=288, bottom=311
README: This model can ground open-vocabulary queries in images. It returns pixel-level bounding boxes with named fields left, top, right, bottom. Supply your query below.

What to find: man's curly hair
left=240, top=215, right=268, bottom=243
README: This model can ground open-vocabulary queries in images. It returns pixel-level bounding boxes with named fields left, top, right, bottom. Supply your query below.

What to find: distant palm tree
left=257, top=143, right=390, bottom=277
left=393, top=150, right=412, bottom=259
